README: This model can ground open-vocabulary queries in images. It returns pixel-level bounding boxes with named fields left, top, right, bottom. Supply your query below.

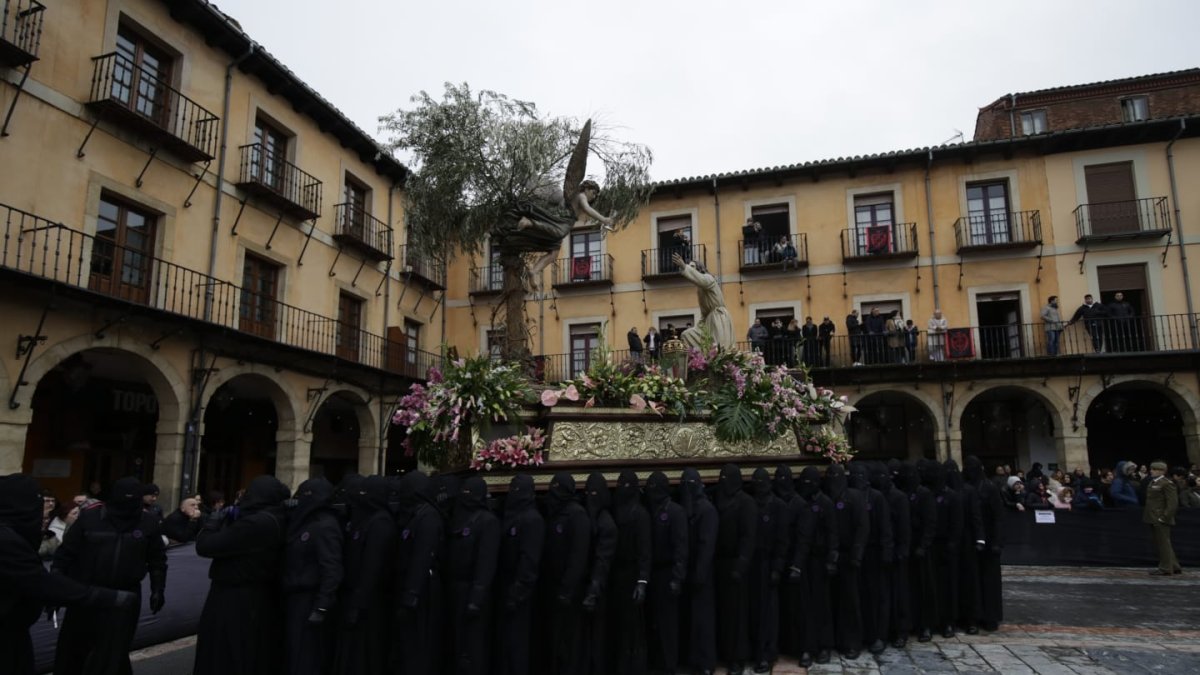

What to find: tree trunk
left=501, top=254, right=530, bottom=359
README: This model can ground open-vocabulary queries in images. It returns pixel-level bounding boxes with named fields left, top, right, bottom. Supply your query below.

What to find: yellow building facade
left=0, top=0, right=442, bottom=506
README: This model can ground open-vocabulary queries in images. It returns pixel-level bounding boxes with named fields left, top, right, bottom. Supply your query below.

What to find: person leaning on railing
left=1040, top=296, right=1064, bottom=356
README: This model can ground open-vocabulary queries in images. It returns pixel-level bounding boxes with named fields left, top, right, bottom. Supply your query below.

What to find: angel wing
left=562, top=119, right=592, bottom=210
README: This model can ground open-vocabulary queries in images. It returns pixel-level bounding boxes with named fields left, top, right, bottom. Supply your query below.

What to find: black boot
left=798, top=652, right=814, bottom=668
left=965, top=623, right=979, bottom=635
left=868, top=639, right=886, bottom=654
left=891, top=637, right=908, bottom=649
left=942, top=625, right=956, bottom=639
left=754, top=661, right=770, bottom=673
left=815, top=649, right=831, bottom=664
left=841, top=648, right=861, bottom=660
left=918, top=628, right=932, bottom=642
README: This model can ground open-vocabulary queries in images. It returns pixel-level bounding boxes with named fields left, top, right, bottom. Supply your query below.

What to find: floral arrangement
left=797, top=425, right=855, bottom=464
left=470, top=426, right=547, bottom=471
left=541, top=341, right=694, bottom=417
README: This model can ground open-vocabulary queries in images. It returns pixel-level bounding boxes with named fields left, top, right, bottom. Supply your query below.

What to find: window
left=569, top=323, right=602, bottom=377
left=404, top=319, right=420, bottom=366
left=90, top=196, right=157, bottom=304
left=569, top=230, right=602, bottom=281
left=743, top=203, right=790, bottom=265
left=239, top=253, right=279, bottom=339
left=655, top=215, right=693, bottom=273
left=343, top=176, right=370, bottom=235
left=965, top=181, right=1011, bottom=245
left=1019, top=110, right=1047, bottom=136
left=251, top=117, right=289, bottom=192
left=853, top=193, right=895, bottom=255
left=1121, top=96, right=1149, bottom=123
left=486, top=328, right=506, bottom=360
left=487, top=245, right=503, bottom=290
left=113, top=25, right=173, bottom=124
left=336, top=293, right=363, bottom=361
left=657, top=314, right=695, bottom=341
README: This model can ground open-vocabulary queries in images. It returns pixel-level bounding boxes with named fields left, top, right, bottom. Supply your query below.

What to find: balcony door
left=89, top=197, right=156, bottom=305
left=113, top=26, right=172, bottom=125
left=239, top=254, right=278, bottom=339
left=966, top=181, right=1011, bottom=245
left=1084, top=162, right=1138, bottom=235
left=344, top=179, right=369, bottom=238
left=854, top=193, right=895, bottom=255
left=570, top=323, right=601, bottom=377
left=337, top=293, right=363, bottom=362
left=570, top=230, right=601, bottom=281
left=252, top=118, right=289, bottom=194
left=975, top=292, right=1023, bottom=359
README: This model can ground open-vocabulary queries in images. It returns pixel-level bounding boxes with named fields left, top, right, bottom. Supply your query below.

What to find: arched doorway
left=200, top=375, right=280, bottom=500
left=846, top=391, right=937, bottom=461
left=1086, top=383, right=1189, bottom=470
left=960, top=387, right=1059, bottom=473
left=22, top=350, right=168, bottom=501
left=385, top=420, right=418, bottom=476
left=310, top=392, right=367, bottom=484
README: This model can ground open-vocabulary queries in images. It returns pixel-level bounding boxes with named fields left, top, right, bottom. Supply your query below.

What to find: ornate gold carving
left=548, top=417, right=797, bottom=462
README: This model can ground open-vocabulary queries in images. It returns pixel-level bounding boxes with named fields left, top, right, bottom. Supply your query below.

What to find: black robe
left=494, top=475, right=544, bottom=675
left=645, top=471, right=687, bottom=673
left=444, top=476, right=500, bottom=675
left=824, top=465, right=869, bottom=655
left=795, top=467, right=836, bottom=658
left=1, top=475, right=127, bottom=675
left=281, top=478, right=343, bottom=675
left=607, top=470, right=651, bottom=675
left=53, top=477, right=168, bottom=675
left=332, top=476, right=398, bottom=675
left=772, top=466, right=802, bottom=658
left=923, top=461, right=963, bottom=633
left=850, top=462, right=892, bottom=652
left=878, top=462, right=912, bottom=644
left=582, top=472, right=618, bottom=675
left=194, top=476, right=290, bottom=675
left=899, top=462, right=938, bottom=636
left=714, top=465, right=756, bottom=667
left=947, top=461, right=984, bottom=631
left=535, top=472, right=591, bottom=675
left=748, top=468, right=785, bottom=667
left=965, top=456, right=1004, bottom=630
left=679, top=468, right=717, bottom=672
left=391, top=472, right=444, bottom=675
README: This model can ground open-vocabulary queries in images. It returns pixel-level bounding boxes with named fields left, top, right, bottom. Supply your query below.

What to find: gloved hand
left=465, top=602, right=481, bottom=617
left=149, top=590, right=165, bottom=614
left=668, top=579, right=682, bottom=596
left=787, top=567, right=803, bottom=583
left=343, top=607, right=361, bottom=626
left=975, top=540, right=986, bottom=552
left=582, top=593, right=598, bottom=612
left=114, top=590, right=137, bottom=610
left=306, top=609, right=326, bottom=625
left=769, top=570, right=781, bottom=586
left=826, top=551, right=840, bottom=576
left=631, top=582, right=647, bottom=605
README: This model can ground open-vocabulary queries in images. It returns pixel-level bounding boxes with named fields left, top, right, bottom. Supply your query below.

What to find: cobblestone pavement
left=131, top=567, right=1200, bottom=675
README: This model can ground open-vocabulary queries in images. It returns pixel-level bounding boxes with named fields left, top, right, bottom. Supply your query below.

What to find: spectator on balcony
left=774, top=236, right=801, bottom=271
left=799, top=317, right=817, bottom=368
left=886, top=311, right=907, bottom=364
left=865, top=308, right=888, bottom=365
left=1002, top=478, right=1026, bottom=512
left=1050, top=487, right=1074, bottom=510
left=672, top=230, right=692, bottom=266
left=1041, top=296, right=1064, bottom=356
left=1107, top=292, right=1138, bottom=352
left=769, top=317, right=787, bottom=366
left=644, top=327, right=661, bottom=360
left=904, top=320, right=919, bottom=363
left=1024, top=481, right=1054, bottom=510
left=1110, top=461, right=1141, bottom=507
left=663, top=324, right=678, bottom=342
left=1067, top=294, right=1108, bottom=353
left=846, top=310, right=864, bottom=366
left=1170, top=467, right=1200, bottom=509
left=628, top=327, right=643, bottom=363
left=1072, top=481, right=1105, bottom=510
left=818, top=317, right=835, bottom=367
left=927, top=310, right=948, bottom=362
left=742, top=218, right=765, bottom=265
left=747, top=319, right=770, bottom=355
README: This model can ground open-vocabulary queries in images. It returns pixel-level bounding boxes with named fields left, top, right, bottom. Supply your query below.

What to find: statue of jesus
left=671, top=252, right=735, bottom=350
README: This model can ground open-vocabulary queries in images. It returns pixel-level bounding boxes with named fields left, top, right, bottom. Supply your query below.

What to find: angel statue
left=671, top=252, right=735, bottom=350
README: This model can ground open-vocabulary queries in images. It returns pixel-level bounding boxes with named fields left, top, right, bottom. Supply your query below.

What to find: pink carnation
left=541, top=389, right=562, bottom=407
left=630, top=393, right=648, bottom=411
left=563, top=384, right=580, bottom=402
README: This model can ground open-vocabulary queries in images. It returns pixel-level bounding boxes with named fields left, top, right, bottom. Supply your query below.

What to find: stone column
left=942, top=429, right=963, bottom=465
left=358, top=438, right=379, bottom=476
left=1059, top=433, right=1090, bottom=474
left=274, top=433, right=312, bottom=492
left=153, top=423, right=188, bottom=509
left=0, top=419, right=30, bottom=474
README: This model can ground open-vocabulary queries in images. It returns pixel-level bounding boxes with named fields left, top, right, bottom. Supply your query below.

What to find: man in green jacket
left=1143, top=461, right=1182, bottom=576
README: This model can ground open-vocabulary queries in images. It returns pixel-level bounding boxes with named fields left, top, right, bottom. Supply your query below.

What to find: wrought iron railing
left=841, top=223, right=919, bottom=260
left=86, top=52, right=220, bottom=161
left=469, top=264, right=504, bottom=294
left=0, top=0, right=44, bottom=64
left=333, top=202, right=392, bottom=260
left=398, top=245, right=446, bottom=289
left=0, top=202, right=439, bottom=376
left=1073, top=196, right=1170, bottom=241
left=553, top=253, right=613, bottom=286
left=641, top=243, right=707, bottom=278
left=739, top=232, right=807, bottom=270
left=954, top=210, right=1042, bottom=251
left=236, top=143, right=323, bottom=219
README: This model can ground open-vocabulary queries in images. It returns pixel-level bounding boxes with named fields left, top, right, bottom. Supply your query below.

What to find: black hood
left=585, top=471, right=610, bottom=520
left=679, top=467, right=707, bottom=518
left=240, top=475, right=291, bottom=515
left=751, top=467, right=773, bottom=507
left=143, top=483, right=160, bottom=497
left=944, top=460, right=963, bottom=490
left=0, top=473, right=45, bottom=549
left=332, top=473, right=362, bottom=518
left=773, top=465, right=796, bottom=501
left=402, top=471, right=434, bottom=510
left=823, top=464, right=848, bottom=499
left=920, top=460, right=947, bottom=492
left=457, top=476, right=488, bottom=513
left=615, top=470, right=641, bottom=522
left=290, top=477, right=334, bottom=535
left=646, top=471, right=671, bottom=510
left=349, top=476, right=390, bottom=526
left=433, top=473, right=460, bottom=520
left=505, top=474, right=536, bottom=517
left=897, top=462, right=921, bottom=493
left=717, top=464, right=743, bottom=503
left=963, top=456, right=986, bottom=485
left=107, top=477, right=145, bottom=532
left=847, top=462, right=870, bottom=491
left=869, top=462, right=892, bottom=492
left=797, top=466, right=822, bottom=498
left=546, top=471, right=576, bottom=514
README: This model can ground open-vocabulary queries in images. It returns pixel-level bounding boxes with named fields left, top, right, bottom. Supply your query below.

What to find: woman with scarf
left=281, top=477, right=343, bottom=675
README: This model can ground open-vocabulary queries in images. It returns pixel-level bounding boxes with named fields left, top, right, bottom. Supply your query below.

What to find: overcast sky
left=218, top=0, right=1198, bottom=182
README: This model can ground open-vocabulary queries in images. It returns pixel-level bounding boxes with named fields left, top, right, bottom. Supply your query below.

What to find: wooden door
left=337, top=293, right=362, bottom=362
left=239, top=254, right=278, bottom=339
left=1084, top=162, right=1138, bottom=234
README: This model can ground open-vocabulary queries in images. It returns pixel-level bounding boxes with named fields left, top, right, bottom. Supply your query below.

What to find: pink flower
left=582, top=373, right=595, bottom=388
left=630, top=393, right=648, bottom=411
left=541, top=389, right=562, bottom=407
left=564, top=385, right=580, bottom=402
left=585, top=396, right=596, bottom=408
left=648, top=400, right=665, bottom=416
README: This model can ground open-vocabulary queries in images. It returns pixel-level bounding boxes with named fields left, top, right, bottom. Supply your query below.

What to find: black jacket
left=281, top=509, right=343, bottom=610
left=161, top=509, right=201, bottom=543
left=53, top=506, right=167, bottom=593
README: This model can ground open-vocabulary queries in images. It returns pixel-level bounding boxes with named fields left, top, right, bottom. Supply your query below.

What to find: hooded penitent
left=505, top=474, right=536, bottom=519
left=332, top=473, right=362, bottom=520
left=798, top=466, right=822, bottom=499
left=106, top=477, right=146, bottom=532
left=679, top=467, right=707, bottom=519
left=868, top=462, right=892, bottom=493
left=963, top=456, right=986, bottom=485
left=848, top=463, right=870, bottom=492
left=751, top=467, right=773, bottom=509
left=944, top=460, right=964, bottom=491
left=774, top=465, right=797, bottom=502
left=455, top=476, right=488, bottom=520
left=822, top=464, right=848, bottom=500
left=897, top=462, right=922, bottom=494
left=717, top=463, right=744, bottom=509
left=0, top=473, right=45, bottom=549
left=546, top=471, right=577, bottom=516
left=240, top=475, right=290, bottom=515
left=614, top=469, right=642, bottom=524
left=289, top=477, right=334, bottom=536
left=585, top=471, right=610, bottom=521
left=646, top=471, right=672, bottom=511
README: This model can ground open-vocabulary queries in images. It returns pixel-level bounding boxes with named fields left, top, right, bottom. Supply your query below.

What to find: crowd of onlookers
left=993, top=461, right=1200, bottom=512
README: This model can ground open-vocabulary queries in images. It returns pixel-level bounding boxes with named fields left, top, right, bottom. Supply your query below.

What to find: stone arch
left=319, top=385, right=377, bottom=443
left=955, top=384, right=1070, bottom=474
left=1078, top=376, right=1200, bottom=468
left=200, top=362, right=302, bottom=434
left=848, top=386, right=945, bottom=431
left=845, top=388, right=942, bottom=461
left=312, top=386, right=379, bottom=478
left=953, top=383, right=1070, bottom=438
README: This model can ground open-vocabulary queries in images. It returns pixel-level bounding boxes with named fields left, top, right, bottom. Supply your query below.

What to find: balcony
left=235, top=143, right=322, bottom=220
left=85, top=52, right=219, bottom=162
left=1074, top=197, right=1171, bottom=243
left=739, top=233, right=808, bottom=272
left=469, top=264, right=504, bottom=296
left=641, top=244, right=707, bottom=280
left=841, top=223, right=919, bottom=263
left=0, top=201, right=440, bottom=380
left=955, top=210, right=1042, bottom=253
left=332, top=203, right=392, bottom=261
left=553, top=253, right=613, bottom=289
left=0, top=0, right=44, bottom=67
left=398, top=245, right=446, bottom=290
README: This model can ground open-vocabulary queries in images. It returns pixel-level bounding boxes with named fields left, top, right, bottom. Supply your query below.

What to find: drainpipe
left=925, top=150, right=940, bottom=308
left=1165, top=119, right=1196, bottom=347
left=1008, top=94, right=1017, bottom=138
left=711, top=177, right=723, bottom=283
left=379, top=183, right=395, bottom=474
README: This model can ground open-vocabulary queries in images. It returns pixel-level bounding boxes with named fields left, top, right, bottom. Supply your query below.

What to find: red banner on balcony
left=572, top=256, right=593, bottom=281
left=866, top=226, right=892, bottom=254
left=946, top=327, right=975, bottom=359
